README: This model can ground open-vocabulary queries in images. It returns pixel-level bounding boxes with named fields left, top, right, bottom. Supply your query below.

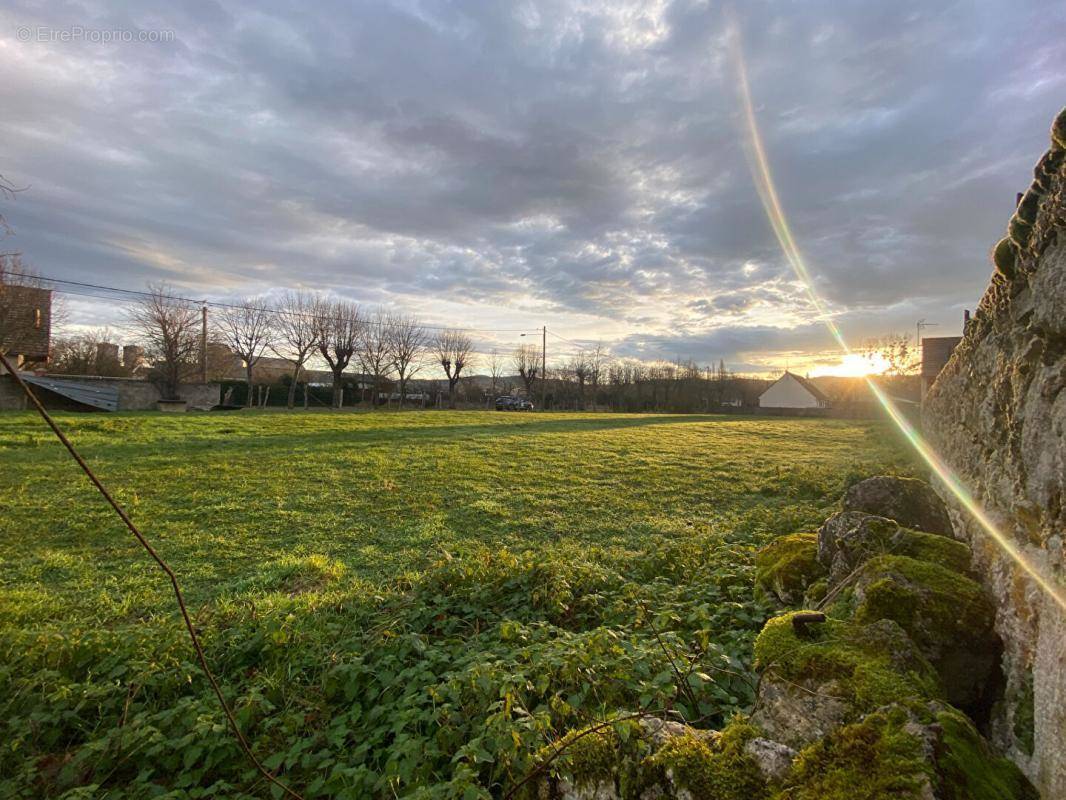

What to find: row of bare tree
left=128, top=285, right=480, bottom=408
left=66, top=283, right=761, bottom=413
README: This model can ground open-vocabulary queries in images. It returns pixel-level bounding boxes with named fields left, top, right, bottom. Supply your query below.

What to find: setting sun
left=810, top=352, right=892, bottom=377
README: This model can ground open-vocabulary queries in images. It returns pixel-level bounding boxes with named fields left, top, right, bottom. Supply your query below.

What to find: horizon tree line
left=38, top=280, right=923, bottom=412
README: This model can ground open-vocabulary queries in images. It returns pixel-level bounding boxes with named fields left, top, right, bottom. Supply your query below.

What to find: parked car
left=495, top=396, right=534, bottom=411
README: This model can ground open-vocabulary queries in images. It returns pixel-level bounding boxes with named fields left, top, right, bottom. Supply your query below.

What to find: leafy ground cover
left=0, top=410, right=918, bottom=798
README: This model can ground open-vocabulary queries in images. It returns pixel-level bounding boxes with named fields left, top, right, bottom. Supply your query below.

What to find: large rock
left=842, top=476, right=953, bottom=535
left=750, top=675, right=848, bottom=750
left=743, top=737, right=796, bottom=783
left=775, top=703, right=1037, bottom=800
left=750, top=614, right=939, bottom=748
left=851, top=554, right=1000, bottom=715
left=923, top=107, right=1066, bottom=797
left=817, top=511, right=971, bottom=586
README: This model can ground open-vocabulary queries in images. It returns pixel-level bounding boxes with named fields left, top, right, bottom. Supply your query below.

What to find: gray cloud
left=1, top=0, right=1062, bottom=372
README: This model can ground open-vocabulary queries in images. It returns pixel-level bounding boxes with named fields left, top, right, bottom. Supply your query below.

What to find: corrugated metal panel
left=21, top=374, right=119, bottom=411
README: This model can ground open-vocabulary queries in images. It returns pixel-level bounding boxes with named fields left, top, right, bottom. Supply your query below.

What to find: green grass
left=0, top=410, right=919, bottom=798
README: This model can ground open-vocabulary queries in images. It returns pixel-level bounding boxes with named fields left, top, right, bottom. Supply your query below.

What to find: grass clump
left=993, top=237, right=1017, bottom=277
left=755, top=533, right=825, bottom=607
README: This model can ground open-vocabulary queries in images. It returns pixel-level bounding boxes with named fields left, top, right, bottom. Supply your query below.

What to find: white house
left=758, top=371, right=830, bottom=409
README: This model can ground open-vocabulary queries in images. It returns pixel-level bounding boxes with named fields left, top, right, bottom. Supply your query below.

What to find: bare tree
left=272, top=290, right=319, bottom=409
left=49, top=334, right=99, bottom=375
left=488, top=348, right=504, bottom=398
left=129, top=283, right=200, bottom=400
left=0, top=173, right=22, bottom=238
left=50, top=328, right=128, bottom=377
left=587, top=343, right=609, bottom=408
left=215, top=297, right=274, bottom=406
left=386, top=313, right=427, bottom=409
left=313, top=299, right=361, bottom=408
left=434, top=329, right=474, bottom=408
left=568, top=352, right=590, bottom=410
left=513, top=344, right=539, bottom=398
left=862, top=334, right=919, bottom=377
left=356, top=309, right=394, bottom=405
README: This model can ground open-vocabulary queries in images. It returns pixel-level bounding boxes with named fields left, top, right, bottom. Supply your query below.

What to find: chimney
left=123, top=344, right=145, bottom=369
left=96, top=342, right=120, bottom=363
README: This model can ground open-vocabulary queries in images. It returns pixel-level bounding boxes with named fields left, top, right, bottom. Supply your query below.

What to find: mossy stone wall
left=923, top=107, right=1066, bottom=798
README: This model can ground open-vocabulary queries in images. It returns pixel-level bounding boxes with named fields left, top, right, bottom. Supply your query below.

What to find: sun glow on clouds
left=809, top=352, right=892, bottom=377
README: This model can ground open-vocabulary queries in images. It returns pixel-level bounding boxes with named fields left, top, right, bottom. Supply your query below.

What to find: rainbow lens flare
left=726, top=17, right=1066, bottom=613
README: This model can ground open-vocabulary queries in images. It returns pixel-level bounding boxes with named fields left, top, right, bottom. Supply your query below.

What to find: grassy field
left=0, top=410, right=919, bottom=798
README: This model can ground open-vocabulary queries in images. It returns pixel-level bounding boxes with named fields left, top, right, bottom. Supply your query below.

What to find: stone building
left=0, top=284, right=52, bottom=368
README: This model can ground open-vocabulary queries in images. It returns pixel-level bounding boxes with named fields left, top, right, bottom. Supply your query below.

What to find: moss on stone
left=804, top=579, right=828, bottom=607
left=1015, top=187, right=1041, bottom=224
left=755, top=533, right=826, bottom=607
left=639, top=718, right=769, bottom=800
left=846, top=521, right=972, bottom=577
left=1052, top=106, right=1066, bottom=150
left=753, top=612, right=939, bottom=715
left=1008, top=213, right=1033, bottom=248
left=993, top=237, right=1017, bottom=277
left=852, top=555, right=993, bottom=657
left=936, top=707, right=1040, bottom=800
left=895, top=530, right=972, bottom=573
left=771, top=707, right=931, bottom=800
left=766, top=704, right=1040, bottom=800
left=1011, top=674, right=1035, bottom=757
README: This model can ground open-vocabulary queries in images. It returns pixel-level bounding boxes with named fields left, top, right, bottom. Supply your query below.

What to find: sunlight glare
left=810, top=353, right=892, bottom=377
left=725, top=11, right=1066, bottom=613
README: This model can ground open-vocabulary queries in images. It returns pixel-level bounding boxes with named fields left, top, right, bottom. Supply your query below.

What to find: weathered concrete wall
left=0, top=374, right=25, bottom=410
left=0, top=374, right=220, bottom=411
left=923, top=108, right=1066, bottom=798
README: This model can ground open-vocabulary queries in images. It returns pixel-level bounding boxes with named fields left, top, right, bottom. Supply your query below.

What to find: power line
left=546, top=330, right=586, bottom=347
left=32, top=273, right=541, bottom=335
left=32, top=273, right=753, bottom=369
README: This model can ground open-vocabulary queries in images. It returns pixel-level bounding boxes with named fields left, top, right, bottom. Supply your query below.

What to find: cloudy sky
left=1, top=1, right=1063, bottom=374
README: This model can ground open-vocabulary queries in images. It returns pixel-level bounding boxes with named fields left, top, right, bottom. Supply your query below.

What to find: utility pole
left=200, top=303, right=208, bottom=383
left=541, top=325, right=546, bottom=411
